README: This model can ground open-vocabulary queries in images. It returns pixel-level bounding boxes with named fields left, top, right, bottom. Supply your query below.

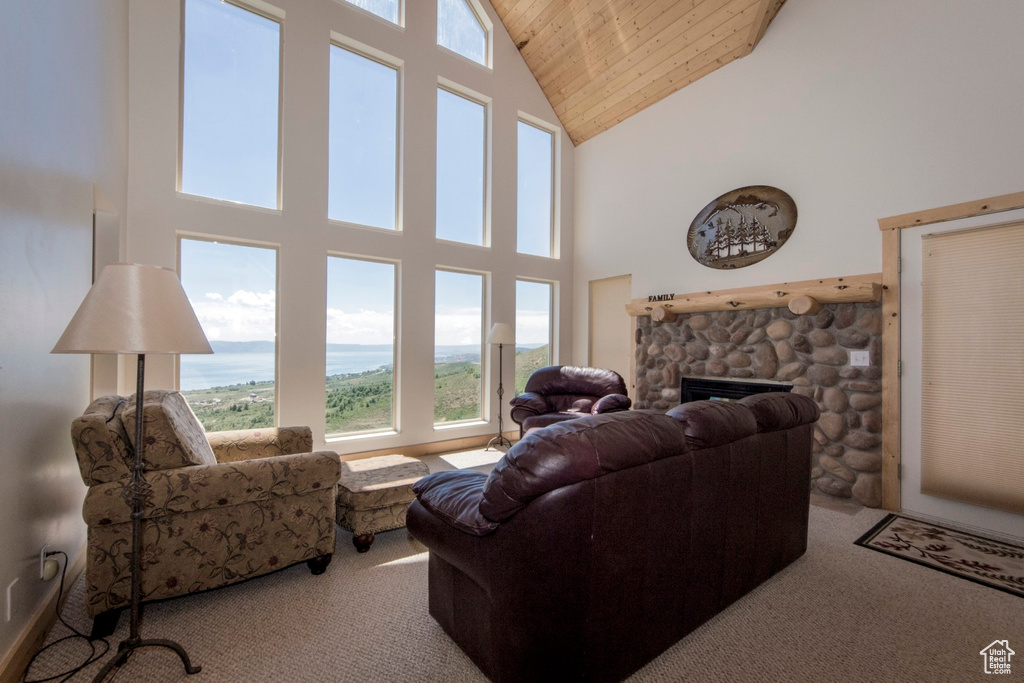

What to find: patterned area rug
left=856, top=514, right=1024, bottom=598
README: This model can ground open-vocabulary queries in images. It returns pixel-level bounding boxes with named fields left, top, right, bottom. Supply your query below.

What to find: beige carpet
left=25, top=458, right=1024, bottom=682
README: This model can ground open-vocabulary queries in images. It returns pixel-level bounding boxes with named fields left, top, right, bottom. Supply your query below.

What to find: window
left=178, top=238, right=278, bottom=430
left=329, top=43, right=400, bottom=230
left=342, top=0, right=400, bottom=25
left=181, top=0, right=281, bottom=209
left=326, top=256, right=397, bottom=435
left=437, top=0, right=489, bottom=66
left=434, top=270, right=484, bottom=423
left=436, top=87, right=486, bottom=246
left=517, top=120, right=555, bottom=257
left=515, top=280, right=553, bottom=395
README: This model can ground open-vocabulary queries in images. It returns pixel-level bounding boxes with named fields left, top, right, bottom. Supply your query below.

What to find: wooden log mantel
left=625, top=273, right=883, bottom=317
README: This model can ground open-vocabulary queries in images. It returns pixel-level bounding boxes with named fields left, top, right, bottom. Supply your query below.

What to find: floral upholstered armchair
left=71, top=390, right=340, bottom=637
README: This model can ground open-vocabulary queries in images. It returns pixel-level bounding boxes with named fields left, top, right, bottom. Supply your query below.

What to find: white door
left=900, top=211, right=1024, bottom=539
left=589, top=275, right=633, bottom=395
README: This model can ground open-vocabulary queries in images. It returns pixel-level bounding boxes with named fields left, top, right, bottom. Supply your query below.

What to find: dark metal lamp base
left=93, top=637, right=201, bottom=682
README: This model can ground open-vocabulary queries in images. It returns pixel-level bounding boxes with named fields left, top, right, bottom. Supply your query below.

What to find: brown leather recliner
left=407, top=392, right=820, bottom=683
left=509, top=365, right=631, bottom=436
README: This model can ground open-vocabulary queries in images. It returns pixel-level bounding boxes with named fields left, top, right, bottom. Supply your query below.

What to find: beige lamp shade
left=52, top=263, right=213, bottom=355
left=486, top=323, right=515, bottom=346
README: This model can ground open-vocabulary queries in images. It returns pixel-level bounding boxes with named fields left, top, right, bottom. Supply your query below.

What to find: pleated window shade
left=920, top=221, right=1024, bottom=514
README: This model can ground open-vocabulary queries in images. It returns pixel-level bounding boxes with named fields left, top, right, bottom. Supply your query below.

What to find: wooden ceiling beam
left=556, top=0, right=758, bottom=124
left=544, top=0, right=713, bottom=104
left=520, top=0, right=633, bottom=67
left=490, top=0, right=790, bottom=146
left=530, top=0, right=652, bottom=86
left=570, top=36, right=748, bottom=143
left=744, top=0, right=786, bottom=54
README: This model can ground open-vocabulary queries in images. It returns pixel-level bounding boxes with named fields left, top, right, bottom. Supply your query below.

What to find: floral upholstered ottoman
left=336, top=454, right=429, bottom=552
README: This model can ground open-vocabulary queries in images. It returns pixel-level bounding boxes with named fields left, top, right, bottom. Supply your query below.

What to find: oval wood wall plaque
left=686, top=186, right=797, bottom=269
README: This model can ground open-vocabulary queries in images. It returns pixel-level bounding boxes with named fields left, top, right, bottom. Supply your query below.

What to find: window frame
left=338, top=0, right=404, bottom=28
left=436, top=0, right=493, bottom=70
left=515, top=277, right=556, bottom=375
left=433, top=266, right=488, bottom=428
left=324, top=251, right=401, bottom=440
left=435, top=79, right=492, bottom=248
left=515, top=113, right=560, bottom=259
left=175, top=232, right=282, bottom=428
left=177, top=0, right=285, bottom=211
left=328, top=34, right=405, bottom=233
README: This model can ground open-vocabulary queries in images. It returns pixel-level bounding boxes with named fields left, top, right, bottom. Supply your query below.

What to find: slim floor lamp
left=53, top=264, right=212, bottom=682
left=486, top=323, right=515, bottom=451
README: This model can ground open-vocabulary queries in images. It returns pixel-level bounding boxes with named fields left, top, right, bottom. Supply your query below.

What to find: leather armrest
left=509, top=392, right=549, bottom=424
left=592, top=393, right=631, bottom=414
left=413, top=471, right=499, bottom=537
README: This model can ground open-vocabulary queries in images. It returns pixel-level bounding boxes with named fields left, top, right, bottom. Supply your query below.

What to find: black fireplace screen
left=680, top=376, right=791, bottom=404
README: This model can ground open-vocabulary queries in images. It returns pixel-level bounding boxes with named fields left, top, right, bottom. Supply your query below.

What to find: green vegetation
left=326, top=367, right=393, bottom=433
left=182, top=380, right=275, bottom=432
left=182, top=344, right=551, bottom=433
left=433, top=360, right=482, bottom=423
left=514, top=344, right=550, bottom=396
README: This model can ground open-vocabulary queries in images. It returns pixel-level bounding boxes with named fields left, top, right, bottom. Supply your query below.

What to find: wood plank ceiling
left=491, top=0, right=787, bottom=145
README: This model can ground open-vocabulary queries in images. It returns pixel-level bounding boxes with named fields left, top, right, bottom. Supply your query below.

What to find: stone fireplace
left=635, top=302, right=883, bottom=507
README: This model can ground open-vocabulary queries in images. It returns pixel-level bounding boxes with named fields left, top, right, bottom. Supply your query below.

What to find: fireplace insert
left=680, top=376, right=792, bottom=404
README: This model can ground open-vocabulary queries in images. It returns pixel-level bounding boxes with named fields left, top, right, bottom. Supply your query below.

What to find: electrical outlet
left=850, top=351, right=870, bottom=367
left=5, top=578, right=16, bottom=622
left=39, top=544, right=49, bottom=580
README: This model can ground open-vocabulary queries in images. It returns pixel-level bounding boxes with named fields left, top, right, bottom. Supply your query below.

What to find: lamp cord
left=21, top=551, right=110, bottom=683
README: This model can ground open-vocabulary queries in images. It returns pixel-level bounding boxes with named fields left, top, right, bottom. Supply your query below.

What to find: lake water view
left=181, top=350, right=395, bottom=391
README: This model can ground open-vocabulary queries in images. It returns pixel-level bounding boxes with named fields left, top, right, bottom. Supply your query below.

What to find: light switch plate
left=850, top=351, right=870, bottom=367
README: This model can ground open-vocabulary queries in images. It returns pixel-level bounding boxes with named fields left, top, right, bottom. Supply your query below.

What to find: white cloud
left=191, top=289, right=276, bottom=342
left=515, top=310, right=550, bottom=345
left=435, top=312, right=483, bottom=346
left=326, top=308, right=394, bottom=345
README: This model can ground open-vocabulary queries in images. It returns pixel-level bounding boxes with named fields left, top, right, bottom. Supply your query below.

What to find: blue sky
left=179, top=0, right=555, bottom=349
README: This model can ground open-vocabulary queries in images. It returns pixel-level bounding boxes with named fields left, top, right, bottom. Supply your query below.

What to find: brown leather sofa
left=407, top=392, right=819, bottom=683
left=509, top=365, right=632, bottom=436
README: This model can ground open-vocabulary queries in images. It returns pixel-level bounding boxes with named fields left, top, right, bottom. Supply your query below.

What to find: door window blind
left=920, top=221, right=1024, bottom=514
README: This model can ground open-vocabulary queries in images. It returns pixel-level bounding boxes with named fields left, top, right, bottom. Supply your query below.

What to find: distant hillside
left=514, top=344, right=550, bottom=396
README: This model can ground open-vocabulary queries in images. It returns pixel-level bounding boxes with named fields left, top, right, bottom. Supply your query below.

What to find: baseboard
left=338, top=430, right=519, bottom=462
left=0, top=547, right=86, bottom=683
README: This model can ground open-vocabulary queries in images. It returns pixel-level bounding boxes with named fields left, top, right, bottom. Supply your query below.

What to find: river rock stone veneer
left=635, top=302, right=883, bottom=507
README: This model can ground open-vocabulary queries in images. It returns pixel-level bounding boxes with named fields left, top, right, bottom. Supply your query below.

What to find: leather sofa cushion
left=413, top=470, right=499, bottom=536
left=740, top=392, right=820, bottom=432
left=665, top=399, right=758, bottom=449
left=479, top=411, right=687, bottom=523
left=123, top=389, right=218, bottom=469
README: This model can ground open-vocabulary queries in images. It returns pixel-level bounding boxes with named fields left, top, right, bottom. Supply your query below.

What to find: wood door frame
left=877, top=190, right=1024, bottom=511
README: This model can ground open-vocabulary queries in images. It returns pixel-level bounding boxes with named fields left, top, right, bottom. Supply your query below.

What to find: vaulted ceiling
left=491, top=0, right=787, bottom=145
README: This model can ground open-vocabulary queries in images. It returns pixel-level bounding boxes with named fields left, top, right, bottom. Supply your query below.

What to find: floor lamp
left=485, top=323, right=515, bottom=451
left=53, top=263, right=212, bottom=681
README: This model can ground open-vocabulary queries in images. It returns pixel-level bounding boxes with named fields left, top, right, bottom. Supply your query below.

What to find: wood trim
left=624, top=273, right=881, bottom=317
left=880, top=229, right=901, bottom=511
left=876, top=190, right=1024, bottom=513
left=334, top=431, right=519, bottom=462
left=0, top=548, right=86, bottom=683
left=877, top=190, right=1024, bottom=232
left=743, top=0, right=777, bottom=55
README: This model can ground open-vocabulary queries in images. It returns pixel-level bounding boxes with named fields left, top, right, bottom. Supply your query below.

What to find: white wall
left=126, top=0, right=574, bottom=454
left=0, top=0, right=128, bottom=661
left=572, top=0, right=1024, bottom=362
